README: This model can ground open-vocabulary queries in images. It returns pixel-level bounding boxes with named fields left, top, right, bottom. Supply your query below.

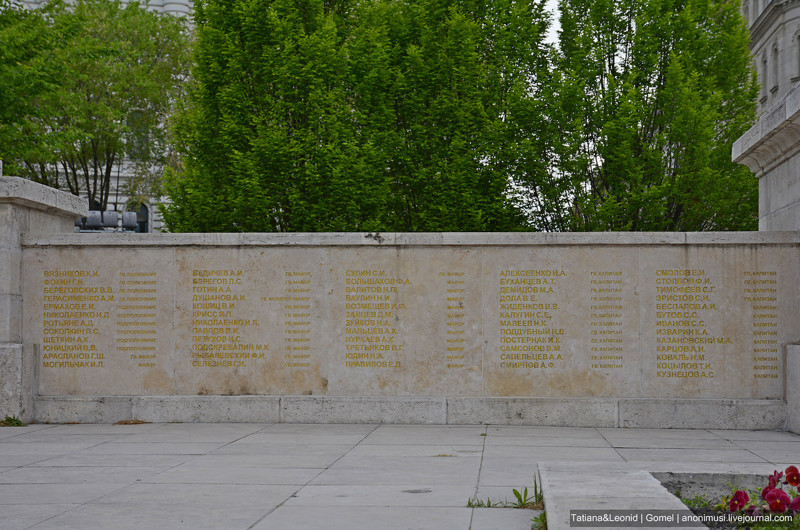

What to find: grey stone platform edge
left=789, top=345, right=800, bottom=433
left=32, top=395, right=786, bottom=429
left=538, top=463, right=707, bottom=530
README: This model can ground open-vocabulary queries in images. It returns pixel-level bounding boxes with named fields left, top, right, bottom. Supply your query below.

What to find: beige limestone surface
left=21, top=233, right=799, bottom=402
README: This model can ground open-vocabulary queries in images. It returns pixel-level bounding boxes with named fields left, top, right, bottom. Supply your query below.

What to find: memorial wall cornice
left=20, top=231, right=800, bottom=248
left=0, top=177, right=87, bottom=218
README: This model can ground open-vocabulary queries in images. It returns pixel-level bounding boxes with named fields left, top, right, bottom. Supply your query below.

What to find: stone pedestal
left=0, top=178, right=85, bottom=420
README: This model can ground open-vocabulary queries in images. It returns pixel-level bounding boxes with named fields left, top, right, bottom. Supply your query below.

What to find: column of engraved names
left=282, top=271, right=313, bottom=369
left=498, top=269, right=565, bottom=370
left=654, top=269, right=725, bottom=379
left=441, top=271, right=469, bottom=369
left=117, top=271, right=159, bottom=368
left=589, top=271, right=624, bottom=370
left=190, top=269, right=267, bottom=369
left=744, top=271, right=779, bottom=379
left=344, top=269, right=409, bottom=369
left=42, top=270, right=113, bottom=370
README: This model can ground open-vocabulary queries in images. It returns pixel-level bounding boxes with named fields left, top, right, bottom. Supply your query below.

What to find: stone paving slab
left=0, top=503, right=79, bottom=530
left=483, top=435, right=610, bottom=447
left=0, top=425, right=54, bottom=439
left=212, top=441, right=354, bottom=455
left=144, top=464, right=323, bottom=485
left=750, top=450, right=800, bottom=464
left=538, top=463, right=705, bottom=530
left=345, top=443, right=483, bottom=457
left=709, top=429, right=800, bottom=441
left=182, top=452, right=344, bottom=468
left=474, top=485, right=536, bottom=504
left=616, top=448, right=769, bottom=463
left=33, top=423, right=163, bottom=435
left=261, top=423, right=378, bottom=434
left=284, top=484, right=477, bottom=507
left=482, top=446, right=624, bottom=459
left=643, top=462, right=789, bottom=475
left=0, top=442, right=104, bottom=454
left=251, top=506, right=474, bottom=530
left=474, top=457, right=540, bottom=487
left=598, top=428, right=723, bottom=440
left=26, top=453, right=192, bottom=468
left=28, top=500, right=278, bottom=530
left=486, top=426, right=605, bottom=438
left=0, top=454, right=67, bottom=467
left=470, top=508, right=542, bottom=530
left=0, top=423, right=795, bottom=530
left=0, top=465, right=168, bottom=484
left=308, top=454, right=482, bottom=486
left=0, top=483, right=129, bottom=505
left=76, top=441, right=227, bottom=455
left=228, top=431, right=371, bottom=445
left=601, top=437, right=738, bottom=450
left=108, top=428, right=264, bottom=443
left=0, top=433, right=125, bottom=444
left=731, top=440, right=800, bottom=451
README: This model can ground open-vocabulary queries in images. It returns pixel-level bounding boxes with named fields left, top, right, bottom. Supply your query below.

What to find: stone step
left=539, top=462, right=707, bottom=530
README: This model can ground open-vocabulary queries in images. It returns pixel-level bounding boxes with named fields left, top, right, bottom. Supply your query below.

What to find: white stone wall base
left=0, top=343, right=36, bottom=422
left=0, top=344, right=23, bottom=419
left=32, top=395, right=786, bottom=429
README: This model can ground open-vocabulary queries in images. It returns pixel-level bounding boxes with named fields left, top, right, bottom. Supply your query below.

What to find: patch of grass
left=0, top=415, right=26, bottom=427
left=532, top=511, right=547, bottom=530
left=468, top=497, right=501, bottom=508
left=679, top=493, right=713, bottom=510
left=114, top=419, right=149, bottom=425
left=468, top=478, right=545, bottom=511
left=511, top=485, right=545, bottom=510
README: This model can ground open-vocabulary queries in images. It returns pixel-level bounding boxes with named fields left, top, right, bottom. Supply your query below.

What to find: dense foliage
left=162, top=0, right=552, bottom=231
left=0, top=0, right=189, bottom=210
left=550, top=0, right=759, bottom=231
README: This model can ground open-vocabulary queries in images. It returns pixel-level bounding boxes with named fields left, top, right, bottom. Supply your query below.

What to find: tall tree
left=164, top=0, right=374, bottom=231
left=553, top=0, right=759, bottom=231
left=1, top=0, right=190, bottom=211
left=162, top=0, right=552, bottom=232
left=0, top=0, right=56, bottom=169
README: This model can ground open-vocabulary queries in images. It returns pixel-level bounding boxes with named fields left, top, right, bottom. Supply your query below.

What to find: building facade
left=734, top=0, right=800, bottom=230
left=745, top=0, right=800, bottom=110
left=22, top=0, right=191, bottom=15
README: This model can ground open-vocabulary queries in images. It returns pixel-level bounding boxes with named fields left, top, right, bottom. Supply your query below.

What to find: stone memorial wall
left=19, top=231, right=800, bottom=428
left=2, top=178, right=799, bottom=429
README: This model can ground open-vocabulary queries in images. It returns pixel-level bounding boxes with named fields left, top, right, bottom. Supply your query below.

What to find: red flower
left=791, top=496, right=800, bottom=513
left=769, top=470, right=784, bottom=488
left=762, top=485, right=774, bottom=500
left=786, top=465, right=800, bottom=487
left=765, top=489, right=791, bottom=513
left=729, top=490, right=749, bottom=512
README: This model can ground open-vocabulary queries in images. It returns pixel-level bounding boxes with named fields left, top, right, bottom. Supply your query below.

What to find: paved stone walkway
left=0, top=423, right=797, bottom=529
